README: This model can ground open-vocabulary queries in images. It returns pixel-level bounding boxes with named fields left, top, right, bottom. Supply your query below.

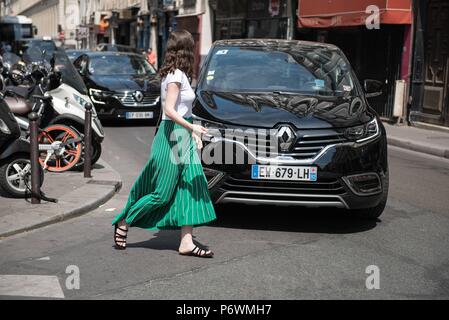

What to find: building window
left=247, top=18, right=287, bottom=38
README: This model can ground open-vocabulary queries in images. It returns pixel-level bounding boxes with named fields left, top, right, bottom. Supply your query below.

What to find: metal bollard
left=84, top=103, right=93, bottom=178
left=28, top=112, right=41, bottom=204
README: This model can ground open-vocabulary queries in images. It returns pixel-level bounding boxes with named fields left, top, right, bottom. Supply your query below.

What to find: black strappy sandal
left=179, top=245, right=214, bottom=258
left=114, top=224, right=128, bottom=250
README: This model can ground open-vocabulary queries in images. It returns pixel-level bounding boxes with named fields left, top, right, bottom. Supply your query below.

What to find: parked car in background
left=73, top=52, right=161, bottom=122
left=95, top=43, right=137, bottom=54
left=66, top=49, right=89, bottom=62
left=194, top=39, right=389, bottom=219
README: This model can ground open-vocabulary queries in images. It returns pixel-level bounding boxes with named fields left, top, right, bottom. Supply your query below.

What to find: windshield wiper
left=272, top=90, right=303, bottom=95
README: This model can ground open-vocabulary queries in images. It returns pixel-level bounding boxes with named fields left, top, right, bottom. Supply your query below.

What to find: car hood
left=88, top=74, right=160, bottom=93
left=194, top=90, right=373, bottom=129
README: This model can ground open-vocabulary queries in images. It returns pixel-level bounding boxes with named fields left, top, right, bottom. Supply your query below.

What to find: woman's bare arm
left=164, top=82, right=207, bottom=137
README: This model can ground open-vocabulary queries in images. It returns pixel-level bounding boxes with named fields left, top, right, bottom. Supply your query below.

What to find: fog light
left=203, top=168, right=225, bottom=189
left=342, top=173, right=382, bottom=196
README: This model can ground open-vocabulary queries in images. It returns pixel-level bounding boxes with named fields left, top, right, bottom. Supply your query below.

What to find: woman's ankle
left=118, top=219, right=128, bottom=229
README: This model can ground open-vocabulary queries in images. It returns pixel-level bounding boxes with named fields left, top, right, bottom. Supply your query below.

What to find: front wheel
left=38, top=124, right=83, bottom=172
left=0, top=154, right=45, bottom=198
left=72, top=140, right=102, bottom=171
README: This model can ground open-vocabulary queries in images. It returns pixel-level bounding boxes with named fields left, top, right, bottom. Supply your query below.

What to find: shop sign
left=76, top=26, right=89, bottom=40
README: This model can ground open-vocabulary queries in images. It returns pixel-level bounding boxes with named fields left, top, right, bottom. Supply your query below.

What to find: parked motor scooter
left=2, top=48, right=105, bottom=170
left=33, top=49, right=104, bottom=170
left=0, top=74, right=44, bottom=197
left=1, top=54, right=84, bottom=172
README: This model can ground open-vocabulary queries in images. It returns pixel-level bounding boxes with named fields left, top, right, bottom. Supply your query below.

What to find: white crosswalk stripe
left=0, top=275, right=65, bottom=298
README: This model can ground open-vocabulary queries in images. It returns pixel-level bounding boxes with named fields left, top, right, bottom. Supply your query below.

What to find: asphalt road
left=1, top=122, right=449, bottom=300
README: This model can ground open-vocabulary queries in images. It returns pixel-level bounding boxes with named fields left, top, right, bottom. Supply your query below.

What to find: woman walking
left=111, top=30, right=216, bottom=258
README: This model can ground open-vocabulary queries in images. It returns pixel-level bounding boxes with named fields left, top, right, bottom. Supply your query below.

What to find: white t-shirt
left=161, top=68, right=195, bottom=120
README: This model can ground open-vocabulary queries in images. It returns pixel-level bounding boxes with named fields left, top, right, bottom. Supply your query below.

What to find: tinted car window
left=88, top=54, right=156, bottom=76
left=66, top=50, right=86, bottom=61
left=202, top=46, right=355, bottom=96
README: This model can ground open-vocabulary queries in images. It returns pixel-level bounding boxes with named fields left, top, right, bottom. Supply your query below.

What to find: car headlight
left=345, top=118, right=380, bottom=143
left=0, top=119, right=11, bottom=134
left=89, top=88, right=112, bottom=105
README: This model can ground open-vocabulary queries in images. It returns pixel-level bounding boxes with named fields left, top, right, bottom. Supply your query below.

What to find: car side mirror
left=75, top=65, right=84, bottom=76
left=364, top=79, right=383, bottom=98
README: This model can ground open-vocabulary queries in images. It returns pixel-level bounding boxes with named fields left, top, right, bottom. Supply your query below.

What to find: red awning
left=298, top=0, right=412, bottom=28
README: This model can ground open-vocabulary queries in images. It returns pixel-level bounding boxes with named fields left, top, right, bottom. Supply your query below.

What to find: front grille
left=292, top=131, right=347, bottom=160
left=113, top=92, right=160, bottom=107
left=222, top=176, right=346, bottom=196
left=218, top=128, right=347, bottom=160
left=217, top=176, right=348, bottom=207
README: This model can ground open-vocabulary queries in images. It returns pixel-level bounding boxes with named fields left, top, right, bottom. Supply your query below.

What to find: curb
left=387, top=137, right=449, bottom=160
left=0, top=159, right=122, bottom=239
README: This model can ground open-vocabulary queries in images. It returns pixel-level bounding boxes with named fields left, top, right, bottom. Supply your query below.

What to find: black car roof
left=97, top=43, right=129, bottom=47
left=82, top=51, right=142, bottom=57
left=213, top=39, right=340, bottom=51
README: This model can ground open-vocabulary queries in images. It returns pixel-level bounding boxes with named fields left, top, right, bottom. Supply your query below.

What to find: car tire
left=349, top=170, right=389, bottom=220
left=73, top=140, right=102, bottom=171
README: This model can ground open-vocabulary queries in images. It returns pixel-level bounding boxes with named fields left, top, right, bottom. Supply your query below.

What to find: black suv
left=73, top=52, right=160, bottom=121
left=193, top=39, right=388, bottom=219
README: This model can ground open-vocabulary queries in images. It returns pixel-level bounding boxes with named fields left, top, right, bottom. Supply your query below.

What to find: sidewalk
left=384, top=123, right=449, bottom=159
left=0, top=159, right=122, bottom=239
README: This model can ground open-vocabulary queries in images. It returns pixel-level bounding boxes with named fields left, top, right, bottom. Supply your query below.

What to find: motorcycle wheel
left=72, top=140, right=102, bottom=171
left=0, top=154, right=44, bottom=198
left=38, top=124, right=82, bottom=172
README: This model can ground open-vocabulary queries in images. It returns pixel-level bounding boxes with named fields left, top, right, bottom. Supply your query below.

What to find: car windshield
left=88, top=55, right=155, bottom=76
left=202, top=46, right=356, bottom=96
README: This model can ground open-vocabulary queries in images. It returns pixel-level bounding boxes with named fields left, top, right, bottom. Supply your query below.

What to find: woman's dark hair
left=159, top=30, right=195, bottom=79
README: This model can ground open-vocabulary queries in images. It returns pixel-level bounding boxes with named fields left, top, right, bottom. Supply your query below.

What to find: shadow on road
left=126, top=204, right=379, bottom=252
left=127, top=230, right=210, bottom=252
left=210, top=204, right=380, bottom=234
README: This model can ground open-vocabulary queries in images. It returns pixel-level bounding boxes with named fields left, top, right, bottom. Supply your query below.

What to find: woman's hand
left=192, top=132, right=203, bottom=150
left=191, top=124, right=208, bottom=136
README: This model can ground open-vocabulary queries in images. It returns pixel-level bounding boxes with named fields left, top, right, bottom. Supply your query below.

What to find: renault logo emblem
left=134, top=91, right=144, bottom=103
left=276, top=126, right=296, bottom=152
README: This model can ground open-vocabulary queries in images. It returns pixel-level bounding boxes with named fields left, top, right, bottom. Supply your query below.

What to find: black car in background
left=194, top=39, right=388, bottom=219
left=96, top=43, right=138, bottom=54
left=66, top=49, right=89, bottom=62
left=73, top=52, right=161, bottom=121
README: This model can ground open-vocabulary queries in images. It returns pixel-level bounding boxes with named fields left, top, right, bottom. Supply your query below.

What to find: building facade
left=212, top=0, right=295, bottom=41
left=296, top=0, right=413, bottom=121
left=1, top=0, right=80, bottom=48
left=175, top=0, right=213, bottom=77
left=410, top=0, right=449, bottom=127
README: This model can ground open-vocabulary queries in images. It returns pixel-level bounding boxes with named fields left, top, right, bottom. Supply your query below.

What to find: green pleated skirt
left=111, top=118, right=216, bottom=230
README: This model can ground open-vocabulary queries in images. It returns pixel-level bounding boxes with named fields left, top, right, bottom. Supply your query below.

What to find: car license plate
left=125, top=112, right=153, bottom=119
left=251, top=165, right=317, bottom=181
